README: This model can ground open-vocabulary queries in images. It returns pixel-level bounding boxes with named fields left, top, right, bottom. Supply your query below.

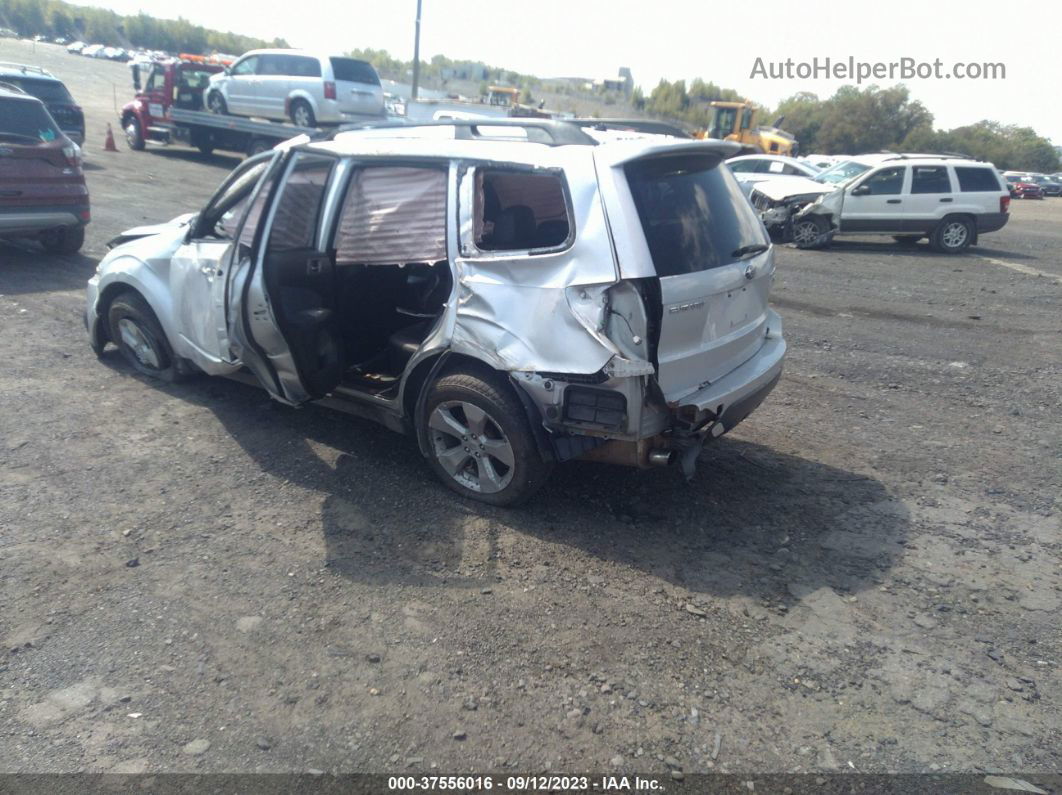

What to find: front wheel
left=930, top=217, right=973, bottom=254
left=123, top=116, right=145, bottom=151
left=792, top=215, right=830, bottom=249
left=421, top=370, right=552, bottom=506
left=107, top=292, right=181, bottom=381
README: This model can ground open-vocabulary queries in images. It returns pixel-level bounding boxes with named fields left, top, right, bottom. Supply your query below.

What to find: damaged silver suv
left=86, top=120, right=786, bottom=505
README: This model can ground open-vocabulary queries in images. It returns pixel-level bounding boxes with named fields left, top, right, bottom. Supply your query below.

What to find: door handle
left=886, top=199, right=902, bottom=204
left=939, top=197, right=953, bottom=202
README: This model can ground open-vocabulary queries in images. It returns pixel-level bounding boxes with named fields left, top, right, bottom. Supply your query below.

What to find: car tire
left=191, top=130, right=214, bottom=156
left=207, top=91, right=227, bottom=115
left=107, top=292, right=181, bottom=382
left=290, top=99, right=315, bottom=129
left=40, top=226, right=85, bottom=254
left=123, top=116, right=145, bottom=151
left=246, top=137, right=274, bottom=157
left=930, top=216, right=973, bottom=254
left=791, top=215, right=830, bottom=249
left=420, top=369, right=552, bottom=506
left=892, top=235, right=922, bottom=247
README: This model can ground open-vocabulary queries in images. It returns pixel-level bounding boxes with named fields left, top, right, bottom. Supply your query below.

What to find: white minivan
left=207, top=50, right=384, bottom=127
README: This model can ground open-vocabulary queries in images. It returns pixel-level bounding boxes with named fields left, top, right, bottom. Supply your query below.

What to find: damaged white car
left=750, top=154, right=1011, bottom=253
left=86, top=120, right=786, bottom=505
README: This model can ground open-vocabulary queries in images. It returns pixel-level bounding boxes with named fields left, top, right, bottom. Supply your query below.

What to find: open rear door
left=227, top=150, right=343, bottom=404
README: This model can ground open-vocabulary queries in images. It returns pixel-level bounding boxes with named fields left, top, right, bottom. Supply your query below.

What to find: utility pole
left=411, top=0, right=423, bottom=100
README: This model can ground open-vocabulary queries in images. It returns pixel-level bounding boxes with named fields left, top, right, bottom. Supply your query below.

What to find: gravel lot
left=1, top=39, right=1060, bottom=780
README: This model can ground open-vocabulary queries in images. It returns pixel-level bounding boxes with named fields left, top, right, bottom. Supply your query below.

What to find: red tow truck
left=119, top=54, right=316, bottom=157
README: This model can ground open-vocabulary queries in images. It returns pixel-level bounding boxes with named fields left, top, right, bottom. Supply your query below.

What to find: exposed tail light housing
left=1000, top=195, right=1010, bottom=213
left=62, top=143, right=82, bottom=167
left=324, top=81, right=336, bottom=100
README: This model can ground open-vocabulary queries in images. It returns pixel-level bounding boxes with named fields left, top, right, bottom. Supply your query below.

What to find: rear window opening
left=474, top=169, right=571, bottom=251
left=0, top=98, right=61, bottom=141
left=3, top=77, right=74, bottom=104
left=330, top=58, right=381, bottom=86
left=625, top=155, right=768, bottom=277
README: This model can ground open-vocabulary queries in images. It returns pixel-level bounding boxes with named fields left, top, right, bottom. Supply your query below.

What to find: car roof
left=0, top=62, right=59, bottom=80
left=728, top=154, right=803, bottom=162
left=240, top=49, right=360, bottom=60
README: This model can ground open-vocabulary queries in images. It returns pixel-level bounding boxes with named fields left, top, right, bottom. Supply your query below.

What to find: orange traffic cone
left=104, top=124, right=118, bottom=152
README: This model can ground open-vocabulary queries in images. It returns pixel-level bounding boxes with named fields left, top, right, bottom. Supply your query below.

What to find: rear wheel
left=207, top=91, right=227, bottom=115
left=290, top=99, right=315, bottom=128
left=792, top=215, right=830, bottom=249
left=40, top=226, right=84, bottom=254
left=930, top=217, right=973, bottom=253
left=107, top=292, right=181, bottom=381
left=246, top=137, right=274, bottom=157
left=421, top=370, right=552, bottom=506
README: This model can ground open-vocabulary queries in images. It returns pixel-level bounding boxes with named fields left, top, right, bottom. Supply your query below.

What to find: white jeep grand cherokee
left=750, top=153, right=1010, bottom=253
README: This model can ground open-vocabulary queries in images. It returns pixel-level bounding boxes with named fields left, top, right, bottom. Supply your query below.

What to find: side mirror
left=851, top=184, right=871, bottom=196
left=131, top=63, right=140, bottom=91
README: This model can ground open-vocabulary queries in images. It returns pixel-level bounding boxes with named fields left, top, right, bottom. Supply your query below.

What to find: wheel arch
left=402, top=350, right=553, bottom=462
left=937, top=212, right=978, bottom=245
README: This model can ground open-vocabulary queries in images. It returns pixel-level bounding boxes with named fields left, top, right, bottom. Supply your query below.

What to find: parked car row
left=66, top=41, right=132, bottom=61
left=1002, top=171, right=1061, bottom=198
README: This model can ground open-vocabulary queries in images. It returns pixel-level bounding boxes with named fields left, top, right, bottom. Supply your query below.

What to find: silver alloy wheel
left=117, top=318, right=160, bottom=369
left=124, top=121, right=139, bottom=146
left=292, top=103, right=312, bottom=127
left=792, top=219, right=821, bottom=246
left=941, top=221, right=968, bottom=249
left=428, top=400, right=515, bottom=494
left=208, top=93, right=224, bottom=113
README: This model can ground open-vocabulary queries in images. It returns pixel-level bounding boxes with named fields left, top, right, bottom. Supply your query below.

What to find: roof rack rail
left=0, top=61, right=50, bottom=76
left=0, top=80, right=28, bottom=94
left=567, top=118, right=692, bottom=138
left=879, top=151, right=975, bottom=161
left=321, top=118, right=600, bottom=146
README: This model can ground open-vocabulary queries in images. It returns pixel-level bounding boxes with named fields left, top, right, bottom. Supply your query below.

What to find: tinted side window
left=626, top=155, right=769, bottom=277
left=257, top=54, right=286, bottom=76
left=475, top=169, right=571, bottom=251
left=956, top=167, right=1004, bottom=192
left=329, top=58, right=380, bottom=85
left=6, top=78, right=73, bottom=103
left=267, top=154, right=335, bottom=251
left=860, top=166, right=905, bottom=195
left=911, top=166, right=951, bottom=194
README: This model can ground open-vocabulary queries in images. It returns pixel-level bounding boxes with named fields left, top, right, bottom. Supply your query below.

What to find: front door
left=228, top=151, right=342, bottom=404
left=168, top=153, right=276, bottom=371
left=839, top=165, right=908, bottom=233
left=225, top=55, right=259, bottom=115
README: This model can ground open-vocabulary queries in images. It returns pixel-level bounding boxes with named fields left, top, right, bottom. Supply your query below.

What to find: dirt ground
left=1, top=39, right=1060, bottom=780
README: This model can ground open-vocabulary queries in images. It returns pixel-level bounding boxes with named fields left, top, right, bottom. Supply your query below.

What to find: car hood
left=107, top=213, right=196, bottom=250
left=751, top=176, right=834, bottom=201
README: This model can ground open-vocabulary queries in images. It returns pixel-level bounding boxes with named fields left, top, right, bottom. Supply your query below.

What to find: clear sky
left=85, top=0, right=1061, bottom=142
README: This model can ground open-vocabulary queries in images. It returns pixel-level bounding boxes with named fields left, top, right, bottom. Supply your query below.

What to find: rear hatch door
left=328, top=57, right=383, bottom=116
left=0, top=97, right=84, bottom=208
left=595, top=141, right=775, bottom=404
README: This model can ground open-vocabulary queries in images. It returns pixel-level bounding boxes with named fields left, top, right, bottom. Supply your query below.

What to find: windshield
left=0, top=98, right=61, bottom=141
left=626, top=154, right=769, bottom=277
left=814, top=160, right=871, bottom=185
left=2, top=77, right=74, bottom=104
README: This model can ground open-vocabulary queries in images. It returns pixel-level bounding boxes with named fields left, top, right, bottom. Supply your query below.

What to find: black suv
left=0, top=62, right=85, bottom=145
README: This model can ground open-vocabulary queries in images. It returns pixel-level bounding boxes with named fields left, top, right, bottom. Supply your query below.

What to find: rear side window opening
left=330, top=58, right=381, bottom=86
left=625, top=155, right=768, bottom=277
left=955, top=167, right=1005, bottom=192
left=474, top=168, right=572, bottom=252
